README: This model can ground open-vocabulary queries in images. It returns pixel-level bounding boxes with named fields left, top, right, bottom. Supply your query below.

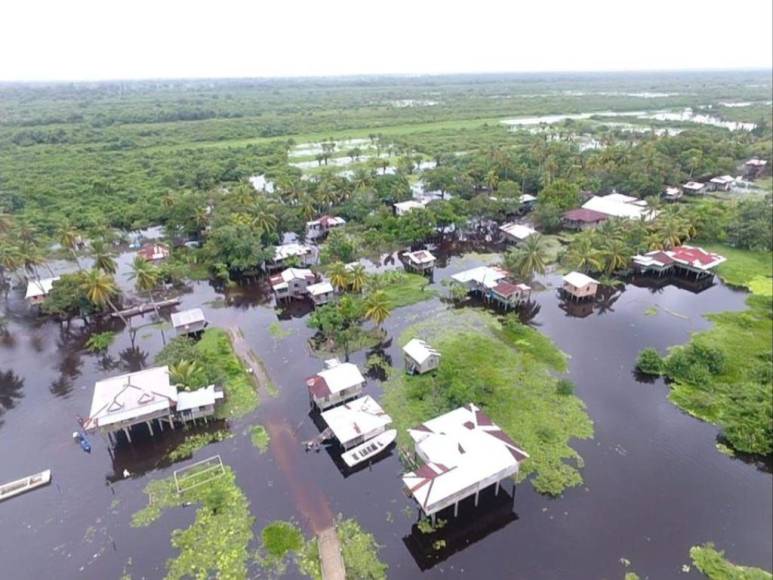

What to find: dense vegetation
left=382, top=309, right=594, bottom=495
left=690, top=543, right=772, bottom=580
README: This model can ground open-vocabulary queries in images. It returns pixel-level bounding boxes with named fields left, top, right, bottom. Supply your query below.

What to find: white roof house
left=84, top=366, right=177, bottom=431
left=403, top=339, right=440, bottom=366
left=306, top=215, right=346, bottom=229
left=402, top=404, right=529, bottom=517
left=682, top=181, right=706, bottom=193
left=451, top=266, right=509, bottom=289
left=25, top=276, right=60, bottom=301
left=745, top=158, right=767, bottom=167
left=519, top=194, right=537, bottom=204
left=170, top=308, right=207, bottom=335
left=499, top=222, right=537, bottom=242
left=273, top=243, right=313, bottom=262
left=270, top=267, right=315, bottom=291
left=320, top=395, right=392, bottom=449
left=710, top=175, right=735, bottom=186
left=582, top=193, right=656, bottom=221
left=403, top=250, right=436, bottom=271
left=307, top=281, right=334, bottom=297
left=306, top=360, right=366, bottom=409
left=394, top=199, right=429, bottom=216
left=563, top=272, right=598, bottom=288
left=176, top=385, right=224, bottom=412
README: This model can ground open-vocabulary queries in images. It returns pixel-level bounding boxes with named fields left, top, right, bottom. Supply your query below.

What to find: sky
left=1, top=0, right=771, bottom=82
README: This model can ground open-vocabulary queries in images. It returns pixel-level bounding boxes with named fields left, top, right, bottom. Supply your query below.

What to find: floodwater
left=0, top=238, right=771, bottom=579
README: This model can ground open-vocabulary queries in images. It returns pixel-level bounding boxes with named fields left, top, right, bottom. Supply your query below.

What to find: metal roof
left=320, top=395, right=392, bottom=447
left=25, top=276, right=60, bottom=299
left=171, top=308, right=206, bottom=329
left=563, top=271, right=598, bottom=288
left=403, top=338, right=440, bottom=365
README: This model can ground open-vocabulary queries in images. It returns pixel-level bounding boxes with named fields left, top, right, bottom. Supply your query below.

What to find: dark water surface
left=0, top=244, right=770, bottom=580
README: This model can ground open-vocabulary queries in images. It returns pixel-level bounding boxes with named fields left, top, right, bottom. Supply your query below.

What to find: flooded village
left=0, top=69, right=772, bottom=580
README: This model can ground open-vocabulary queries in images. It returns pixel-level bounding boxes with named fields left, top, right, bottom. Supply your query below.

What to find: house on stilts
left=402, top=403, right=529, bottom=522
left=632, top=245, right=726, bottom=282
left=306, top=359, right=366, bottom=411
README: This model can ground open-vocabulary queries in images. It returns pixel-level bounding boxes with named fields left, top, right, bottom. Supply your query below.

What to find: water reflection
left=402, top=485, right=518, bottom=571
left=0, top=369, right=24, bottom=427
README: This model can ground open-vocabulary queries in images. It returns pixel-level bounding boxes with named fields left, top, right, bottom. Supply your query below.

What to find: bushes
left=636, top=348, right=663, bottom=375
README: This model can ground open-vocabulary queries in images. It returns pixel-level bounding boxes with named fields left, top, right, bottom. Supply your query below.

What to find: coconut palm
left=600, top=238, right=630, bottom=275
left=364, top=290, right=391, bottom=329
left=58, top=225, right=83, bottom=270
left=328, top=262, right=350, bottom=291
left=348, top=264, right=367, bottom=293
left=91, top=241, right=117, bottom=274
left=80, top=269, right=129, bottom=329
left=565, top=237, right=603, bottom=273
left=169, top=360, right=205, bottom=390
left=251, top=203, right=278, bottom=235
left=505, top=234, right=548, bottom=280
left=657, top=215, right=687, bottom=249
left=128, top=257, right=161, bottom=315
left=0, top=245, right=22, bottom=284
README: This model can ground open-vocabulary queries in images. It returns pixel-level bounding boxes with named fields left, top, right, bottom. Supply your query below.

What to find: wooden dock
left=317, top=526, right=346, bottom=580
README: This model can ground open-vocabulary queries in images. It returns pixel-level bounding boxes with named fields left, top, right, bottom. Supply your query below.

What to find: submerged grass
left=166, top=430, right=232, bottom=462
left=131, top=466, right=254, bottom=580
left=381, top=308, right=593, bottom=496
left=249, top=424, right=270, bottom=453
left=699, top=243, right=772, bottom=292
left=374, top=272, right=437, bottom=309
left=690, top=543, right=772, bottom=579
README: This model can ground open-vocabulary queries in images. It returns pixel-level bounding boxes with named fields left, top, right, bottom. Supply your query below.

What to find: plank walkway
left=227, top=327, right=273, bottom=391
left=317, top=526, right=346, bottom=580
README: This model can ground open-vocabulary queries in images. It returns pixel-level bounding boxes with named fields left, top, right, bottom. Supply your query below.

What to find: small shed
left=744, top=158, right=767, bottom=179
left=709, top=175, right=735, bottom=192
left=176, top=385, right=224, bottom=422
left=403, top=338, right=441, bottom=374
left=562, top=271, right=599, bottom=300
left=171, top=308, right=208, bottom=336
left=499, top=223, right=537, bottom=244
left=306, top=359, right=366, bottom=410
left=661, top=187, right=683, bottom=202
left=320, top=395, right=392, bottom=450
left=403, top=250, right=436, bottom=273
left=306, top=215, right=346, bottom=240
left=307, top=281, right=335, bottom=306
left=488, top=281, right=532, bottom=309
left=25, top=276, right=60, bottom=305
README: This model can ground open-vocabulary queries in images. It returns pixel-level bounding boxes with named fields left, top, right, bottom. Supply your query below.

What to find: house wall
left=416, top=464, right=519, bottom=516
left=563, top=282, right=597, bottom=298
left=313, top=384, right=364, bottom=410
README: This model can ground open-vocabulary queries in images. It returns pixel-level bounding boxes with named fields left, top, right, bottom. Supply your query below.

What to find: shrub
left=556, top=379, right=575, bottom=396
left=636, top=348, right=663, bottom=375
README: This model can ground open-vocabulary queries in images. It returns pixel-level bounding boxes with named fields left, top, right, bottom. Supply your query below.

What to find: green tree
left=364, top=290, right=391, bottom=329
left=504, top=234, right=548, bottom=280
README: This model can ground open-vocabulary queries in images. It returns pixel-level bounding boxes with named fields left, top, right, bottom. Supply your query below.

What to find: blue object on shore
left=78, top=431, right=92, bottom=453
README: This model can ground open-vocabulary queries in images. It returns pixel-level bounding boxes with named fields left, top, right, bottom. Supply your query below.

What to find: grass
left=337, top=517, right=388, bottom=580
left=644, top=246, right=773, bottom=456
left=249, top=424, right=270, bottom=453
left=690, top=543, right=772, bottom=579
left=257, top=520, right=306, bottom=574
left=374, top=271, right=437, bottom=309
left=166, top=430, right=232, bottom=462
left=131, top=466, right=254, bottom=580
left=381, top=308, right=593, bottom=496
left=196, top=329, right=259, bottom=419
left=268, top=321, right=292, bottom=339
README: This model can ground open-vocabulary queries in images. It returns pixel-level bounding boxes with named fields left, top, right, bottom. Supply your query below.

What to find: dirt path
left=227, top=326, right=345, bottom=578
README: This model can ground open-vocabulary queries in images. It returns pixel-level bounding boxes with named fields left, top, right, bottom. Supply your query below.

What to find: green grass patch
left=256, top=520, right=305, bottom=574
left=269, top=321, right=292, bottom=339
left=374, top=271, right=437, bottom=309
left=337, top=517, right=388, bottom=580
left=297, top=538, right=322, bottom=580
left=381, top=309, right=593, bottom=495
left=166, top=430, right=232, bottom=462
left=698, top=242, right=772, bottom=292
left=249, top=424, right=270, bottom=453
left=131, top=466, right=254, bottom=580
left=690, top=543, right=772, bottom=579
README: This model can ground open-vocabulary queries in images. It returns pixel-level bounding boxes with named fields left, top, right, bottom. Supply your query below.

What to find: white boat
left=341, top=429, right=397, bottom=468
left=0, top=470, right=52, bottom=501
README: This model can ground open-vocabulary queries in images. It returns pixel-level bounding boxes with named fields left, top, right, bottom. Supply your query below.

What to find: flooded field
left=0, top=240, right=771, bottom=579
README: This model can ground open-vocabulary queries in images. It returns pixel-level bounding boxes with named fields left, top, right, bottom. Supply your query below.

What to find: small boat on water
left=341, top=429, right=397, bottom=468
left=0, top=470, right=52, bottom=502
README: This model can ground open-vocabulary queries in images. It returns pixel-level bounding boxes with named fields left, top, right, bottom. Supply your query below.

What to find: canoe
left=341, top=429, right=396, bottom=468
left=0, top=469, right=52, bottom=502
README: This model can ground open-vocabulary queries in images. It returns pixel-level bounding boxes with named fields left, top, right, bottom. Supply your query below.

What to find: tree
left=169, top=360, right=207, bottom=390
left=364, top=290, right=391, bottom=329
left=348, top=264, right=367, bottom=293
left=128, top=256, right=161, bottom=316
left=91, top=240, right=117, bottom=274
left=637, top=348, right=663, bottom=375
left=58, top=224, right=83, bottom=270
left=80, top=269, right=128, bottom=328
left=600, top=238, right=629, bottom=275
left=328, top=262, right=350, bottom=291
left=565, top=236, right=603, bottom=273
left=504, top=234, right=548, bottom=280
left=536, top=179, right=581, bottom=212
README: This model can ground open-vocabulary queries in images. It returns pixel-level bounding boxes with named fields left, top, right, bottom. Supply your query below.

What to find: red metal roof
left=492, top=281, right=528, bottom=298
left=671, top=246, right=720, bottom=267
left=137, top=243, right=169, bottom=260
left=305, top=375, right=331, bottom=398
left=563, top=208, right=609, bottom=223
left=650, top=251, right=674, bottom=265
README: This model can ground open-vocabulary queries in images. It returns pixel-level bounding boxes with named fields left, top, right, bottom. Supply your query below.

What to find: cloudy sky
left=1, top=0, right=771, bottom=81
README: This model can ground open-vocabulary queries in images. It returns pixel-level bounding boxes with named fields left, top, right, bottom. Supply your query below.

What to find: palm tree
left=600, top=238, right=630, bottom=275
left=364, top=290, right=391, bottom=329
left=128, top=257, right=161, bottom=315
left=80, top=269, right=128, bottom=328
left=251, top=203, right=278, bottom=234
left=169, top=360, right=205, bottom=391
left=348, top=264, right=367, bottom=293
left=565, top=237, right=603, bottom=273
left=58, top=225, right=83, bottom=270
left=506, top=234, right=548, bottom=280
left=328, top=262, right=350, bottom=291
left=0, top=245, right=22, bottom=284
left=657, top=215, right=686, bottom=249
left=91, top=241, right=117, bottom=274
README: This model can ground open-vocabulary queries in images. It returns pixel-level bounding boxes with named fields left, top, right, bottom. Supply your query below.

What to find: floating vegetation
left=85, top=331, right=116, bottom=353
left=257, top=520, right=305, bottom=574
left=166, top=430, right=232, bottom=462
left=131, top=466, right=254, bottom=580
left=249, top=424, right=270, bottom=453
left=371, top=271, right=437, bottom=309
left=336, top=517, right=388, bottom=580
left=269, top=321, right=292, bottom=339
left=382, top=309, right=593, bottom=495
left=690, top=543, right=772, bottom=579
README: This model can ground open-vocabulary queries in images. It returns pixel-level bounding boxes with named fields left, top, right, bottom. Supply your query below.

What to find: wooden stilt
left=495, top=480, right=500, bottom=496
left=146, top=421, right=154, bottom=436
left=474, top=490, right=480, bottom=507
left=123, top=427, right=132, bottom=443
left=454, top=501, right=459, bottom=518
left=158, top=418, right=164, bottom=432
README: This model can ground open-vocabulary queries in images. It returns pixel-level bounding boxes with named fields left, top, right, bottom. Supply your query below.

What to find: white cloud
left=1, top=0, right=771, bottom=81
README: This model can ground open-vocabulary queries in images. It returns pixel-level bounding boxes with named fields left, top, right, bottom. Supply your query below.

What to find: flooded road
left=0, top=242, right=770, bottom=579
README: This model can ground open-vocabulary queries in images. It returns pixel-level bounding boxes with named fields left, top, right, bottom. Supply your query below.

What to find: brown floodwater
left=0, top=238, right=770, bottom=579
